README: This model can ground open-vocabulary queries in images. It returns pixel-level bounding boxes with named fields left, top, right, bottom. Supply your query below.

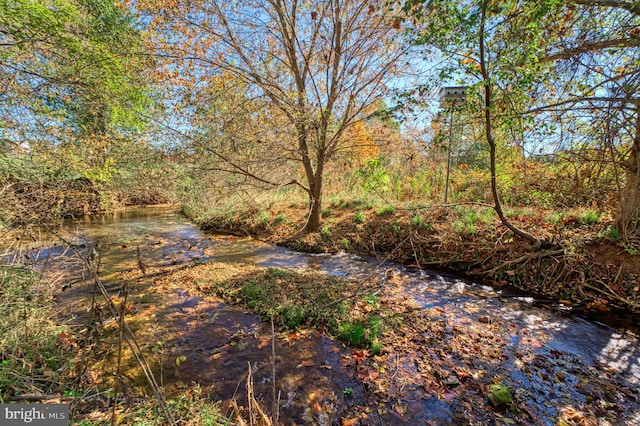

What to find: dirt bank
left=199, top=202, right=640, bottom=317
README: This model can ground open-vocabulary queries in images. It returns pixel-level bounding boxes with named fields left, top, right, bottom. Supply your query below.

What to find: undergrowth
left=0, top=266, right=78, bottom=402
left=201, top=266, right=387, bottom=354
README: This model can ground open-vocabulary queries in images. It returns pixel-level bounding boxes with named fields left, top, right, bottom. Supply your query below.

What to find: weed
left=243, top=283, right=267, bottom=309
left=281, top=305, right=305, bottom=329
left=353, top=211, right=366, bottom=224
left=265, top=267, right=290, bottom=279
left=377, top=204, right=395, bottom=216
left=364, top=295, right=378, bottom=306
left=338, top=322, right=365, bottom=346
left=549, top=212, right=566, bottom=225
left=321, top=224, right=332, bottom=237
left=370, top=338, right=383, bottom=355
left=356, top=158, right=390, bottom=193
left=127, top=384, right=229, bottom=425
left=343, top=387, right=354, bottom=397
left=321, top=209, right=332, bottom=218
left=582, top=211, right=599, bottom=225
left=607, top=226, right=620, bottom=240
left=411, top=215, right=432, bottom=230
left=274, top=213, right=286, bottom=225
left=341, top=238, right=350, bottom=249
left=624, top=245, right=638, bottom=256
left=0, top=267, right=78, bottom=402
left=259, top=211, right=269, bottom=225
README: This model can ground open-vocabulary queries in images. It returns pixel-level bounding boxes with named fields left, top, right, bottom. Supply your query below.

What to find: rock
left=443, top=375, right=460, bottom=387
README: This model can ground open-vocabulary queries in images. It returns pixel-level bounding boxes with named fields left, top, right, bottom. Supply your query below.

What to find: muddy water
left=14, top=206, right=640, bottom=424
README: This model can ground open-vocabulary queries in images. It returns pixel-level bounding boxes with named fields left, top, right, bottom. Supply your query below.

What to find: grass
left=377, top=204, right=395, bottom=216
left=582, top=211, right=599, bottom=225
left=274, top=212, right=287, bottom=225
left=353, top=211, right=366, bottom=224
left=186, top=264, right=387, bottom=353
left=0, top=266, right=78, bottom=402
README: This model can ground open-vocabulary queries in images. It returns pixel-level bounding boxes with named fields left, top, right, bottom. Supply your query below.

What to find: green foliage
left=321, top=208, right=332, bottom=218
left=259, top=211, right=269, bottom=225
left=0, top=0, right=153, bottom=134
left=265, top=267, right=290, bottom=279
left=453, top=219, right=477, bottom=235
left=337, top=315, right=384, bottom=352
left=548, top=212, right=566, bottom=225
left=377, top=204, right=395, bottom=216
left=320, top=224, right=332, bottom=237
left=273, top=212, right=287, bottom=225
left=341, top=238, right=350, bottom=249
left=356, top=158, right=390, bottom=193
left=127, top=384, right=229, bottom=425
left=488, top=383, right=513, bottom=407
left=353, top=211, right=366, bottom=224
left=0, top=267, right=78, bottom=401
left=607, top=227, right=620, bottom=240
left=338, top=322, right=365, bottom=346
left=581, top=211, right=599, bottom=225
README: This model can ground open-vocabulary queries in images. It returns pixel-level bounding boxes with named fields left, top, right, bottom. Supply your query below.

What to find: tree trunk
left=479, top=0, right=541, bottom=249
left=302, top=159, right=324, bottom=233
left=305, top=189, right=322, bottom=233
left=615, top=110, right=640, bottom=239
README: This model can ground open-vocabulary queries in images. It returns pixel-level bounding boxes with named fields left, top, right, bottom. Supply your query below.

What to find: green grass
left=582, top=211, right=599, bottom=225
left=353, top=211, right=366, bottom=224
left=377, top=204, right=395, bottom=216
left=0, top=267, right=78, bottom=402
left=274, top=212, right=287, bottom=225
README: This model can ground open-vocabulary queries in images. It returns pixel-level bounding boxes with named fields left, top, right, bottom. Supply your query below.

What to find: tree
left=0, top=0, right=155, bottom=223
left=140, top=0, right=409, bottom=232
left=404, top=0, right=640, bottom=241
left=0, top=0, right=152, bottom=140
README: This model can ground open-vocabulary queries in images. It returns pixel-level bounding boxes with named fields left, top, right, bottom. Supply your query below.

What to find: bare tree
left=145, top=0, right=408, bottom=231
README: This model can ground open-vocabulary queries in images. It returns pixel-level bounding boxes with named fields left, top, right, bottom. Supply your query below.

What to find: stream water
left=11, top=206, right=640, bottom=425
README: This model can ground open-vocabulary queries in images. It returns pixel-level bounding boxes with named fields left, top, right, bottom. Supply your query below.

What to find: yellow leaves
left=345, top=121, right=379, bottom=164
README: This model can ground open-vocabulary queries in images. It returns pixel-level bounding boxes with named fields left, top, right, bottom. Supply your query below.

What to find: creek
left=15, top=206, right=640, bottom=425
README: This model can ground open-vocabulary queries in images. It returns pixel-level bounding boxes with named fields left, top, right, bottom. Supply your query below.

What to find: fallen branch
left=585, top=280, right=640, bottom=310
left=480, top=249, right=565, bottom=276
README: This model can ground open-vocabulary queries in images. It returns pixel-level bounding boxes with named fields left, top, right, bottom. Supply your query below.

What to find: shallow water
left=10, top=206, right=640, bottom=424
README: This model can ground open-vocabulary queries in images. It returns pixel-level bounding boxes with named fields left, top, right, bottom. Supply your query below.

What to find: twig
left=480, top=249, right=565, bottom=276
left=111, top=282, right=128, bottom=426
left=270, top=314, right=279, bottom=425
left=585, top=280, right=640, bottom=309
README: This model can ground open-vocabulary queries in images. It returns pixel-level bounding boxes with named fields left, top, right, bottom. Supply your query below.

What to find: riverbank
left=3, top=206, right=639, bottom=424
left=197, top=201, right=640, bottom=316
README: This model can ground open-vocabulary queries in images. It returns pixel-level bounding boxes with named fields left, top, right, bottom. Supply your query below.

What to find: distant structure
left=439, top=86, right=468, bottom=204
left=439, top=86, right=468, bottom=106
